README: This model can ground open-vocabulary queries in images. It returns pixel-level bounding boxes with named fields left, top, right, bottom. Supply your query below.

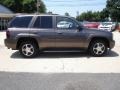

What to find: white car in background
left=98, top=22, right=116, bottom=32
left=57, top=21, right=73, bottom=29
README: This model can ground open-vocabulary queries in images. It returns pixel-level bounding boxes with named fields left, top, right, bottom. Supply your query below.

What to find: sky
left=44, top=0, right=107, bottom=17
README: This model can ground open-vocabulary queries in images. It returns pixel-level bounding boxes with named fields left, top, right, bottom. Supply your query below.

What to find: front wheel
left=89, top=40, right=107, bottom=57
left=19, top=41, right=39, bottom=58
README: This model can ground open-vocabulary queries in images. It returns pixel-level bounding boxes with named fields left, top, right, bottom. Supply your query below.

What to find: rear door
left=30, top=16, right=56, bottom=48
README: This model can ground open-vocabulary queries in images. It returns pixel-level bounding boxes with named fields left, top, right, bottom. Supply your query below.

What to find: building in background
left=0, top=4, right=15, bottom=30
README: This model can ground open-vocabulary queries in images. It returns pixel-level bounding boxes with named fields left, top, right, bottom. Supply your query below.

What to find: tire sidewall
left=19, top=41, right=39, bottom=58
left=89, top=40, right=107, bottom=57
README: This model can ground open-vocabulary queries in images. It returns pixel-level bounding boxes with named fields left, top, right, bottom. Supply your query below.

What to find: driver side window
left=56, top=17, right=77, bottom=30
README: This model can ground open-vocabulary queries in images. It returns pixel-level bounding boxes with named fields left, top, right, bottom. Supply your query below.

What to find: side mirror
left=77, top=25, right=83, bottom=31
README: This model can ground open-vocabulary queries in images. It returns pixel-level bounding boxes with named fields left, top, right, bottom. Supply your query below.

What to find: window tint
left=41, top=16, right=53, bottom=28
left=9, top=16, right=32, bottom=28
left=33, top=16, right=53, bottom=29
left=56, top=17, right=77, bottom=29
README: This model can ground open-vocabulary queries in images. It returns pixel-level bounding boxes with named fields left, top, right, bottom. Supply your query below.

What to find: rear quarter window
left=9, top=16, right=32, bottom=28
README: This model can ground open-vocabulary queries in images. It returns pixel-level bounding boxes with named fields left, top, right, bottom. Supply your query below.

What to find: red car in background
left=83, top=22, right=100, bottom=29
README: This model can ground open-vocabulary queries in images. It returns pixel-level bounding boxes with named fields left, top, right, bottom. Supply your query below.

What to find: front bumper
left=109, top=40, right=115, bottom=49
left=99, top=28, right=112, bottom=31
left=4, top=39, right=17, bottom=50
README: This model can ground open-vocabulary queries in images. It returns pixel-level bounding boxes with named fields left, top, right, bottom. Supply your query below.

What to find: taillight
left=6, top=30, right=10, bottom=38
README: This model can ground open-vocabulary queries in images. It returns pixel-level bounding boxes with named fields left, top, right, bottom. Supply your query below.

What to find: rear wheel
left=89, top=40, right=107, bottom=57
left=19, top=41, right=39, bottom=58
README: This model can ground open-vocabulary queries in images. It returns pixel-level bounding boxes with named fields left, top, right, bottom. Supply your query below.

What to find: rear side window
left=33, top=16, right=40, bottom=28
left=33, top=16, right=53, bottom=29
left=9, top=16, right=32, bottom=28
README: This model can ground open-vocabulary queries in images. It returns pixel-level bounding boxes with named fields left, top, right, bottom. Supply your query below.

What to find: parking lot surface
left=0, top=72, right=120, bottom=90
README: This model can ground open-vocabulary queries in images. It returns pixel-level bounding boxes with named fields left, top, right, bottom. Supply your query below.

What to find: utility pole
left=116, top=0, right=120, bottom=9
left=76, top=11, right=79, bottom=17
left=37, top=0, right=41, bottom=14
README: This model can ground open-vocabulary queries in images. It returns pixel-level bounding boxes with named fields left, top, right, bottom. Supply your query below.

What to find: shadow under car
left=10, top=50, right=119, bottom=59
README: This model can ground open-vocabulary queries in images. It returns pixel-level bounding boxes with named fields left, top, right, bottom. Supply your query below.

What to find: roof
left=0, top=13, right=15, bottom=18
left=0, top=4, right=13, bottom=14
left=16, top=13, right=59, bottom=16
left=15, top=13, right=72, bottom=18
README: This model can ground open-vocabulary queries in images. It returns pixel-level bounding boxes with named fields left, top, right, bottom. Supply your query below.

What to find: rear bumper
left=4, top=39, right=17, bottom=50
left=109, top=40, right=115, bottom=49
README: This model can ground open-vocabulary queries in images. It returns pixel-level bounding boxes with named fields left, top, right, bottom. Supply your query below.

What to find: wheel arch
left=88, top=37, right=110, bottom=49
left=16, top=37, right=39, bottom=49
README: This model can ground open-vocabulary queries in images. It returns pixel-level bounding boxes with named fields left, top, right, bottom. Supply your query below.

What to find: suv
left=4, top=14, right=115, bottom=58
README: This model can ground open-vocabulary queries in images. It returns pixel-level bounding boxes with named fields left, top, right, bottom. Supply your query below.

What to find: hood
left=83, top=28, right=112, bottom=35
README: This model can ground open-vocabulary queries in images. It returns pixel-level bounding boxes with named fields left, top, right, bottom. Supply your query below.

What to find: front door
left=55, top=16, right=85, bottom=48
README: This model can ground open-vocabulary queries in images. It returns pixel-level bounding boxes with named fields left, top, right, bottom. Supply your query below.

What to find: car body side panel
left=29, top=28, right=56, bottom=48
left=55, top=30, right=89, bottom=48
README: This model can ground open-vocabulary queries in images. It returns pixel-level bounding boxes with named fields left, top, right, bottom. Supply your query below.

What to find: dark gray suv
left=4, top=14, right=115, bottom=58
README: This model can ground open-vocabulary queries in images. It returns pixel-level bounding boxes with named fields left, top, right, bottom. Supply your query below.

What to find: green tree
left=76, top=0, right=120, bottom=22
left=65, top=12, right=70, bottom=16
left=106, top=0, right=120, bottom=21
left=0, top=0, right=46, bottom=13
left=76, top=11, right=102, bottom=21
left=100, top=8, right=109, bottom=21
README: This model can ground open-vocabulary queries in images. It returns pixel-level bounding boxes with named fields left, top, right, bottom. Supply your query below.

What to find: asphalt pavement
left=0, top=72, right=120, bottom=90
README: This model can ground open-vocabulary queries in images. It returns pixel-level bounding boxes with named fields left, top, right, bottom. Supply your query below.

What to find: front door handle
left=57, top=32, right=63, bottom=34
left=32, top=31, right=38, bottom=34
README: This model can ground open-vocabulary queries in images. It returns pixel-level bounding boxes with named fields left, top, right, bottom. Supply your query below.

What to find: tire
left=19, top=41, right=39, bottom=58
left=89, top=40, right=107, bottom=57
